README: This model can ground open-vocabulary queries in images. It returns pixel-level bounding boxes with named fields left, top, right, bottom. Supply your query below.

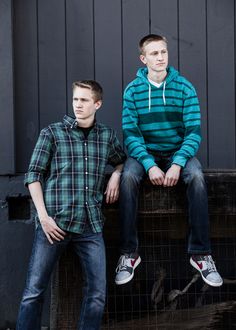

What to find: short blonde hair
left=72, top=80, right=103, bottom=101
left=139, top=34, right=168, bottom=54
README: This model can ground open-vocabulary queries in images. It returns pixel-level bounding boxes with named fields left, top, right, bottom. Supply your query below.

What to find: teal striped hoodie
left=122, top=66, right=201, bottom=172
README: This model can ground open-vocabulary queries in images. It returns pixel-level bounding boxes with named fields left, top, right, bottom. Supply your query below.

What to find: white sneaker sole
left=190, top=257, right=223, bottom=287
left=115, top=256, right=141, bottom=285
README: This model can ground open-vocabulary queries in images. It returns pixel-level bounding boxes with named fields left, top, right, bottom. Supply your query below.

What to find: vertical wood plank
left=207, top=0, right=235, bottom=168
left=38, top=0, right=67, bottom=128
left=13, top=0, right=39, bottom=173
left=0, top=0, right=15, bottom=174
left=122, top=0, right=150, bottom=86
left=94, top=0, right=123, bottom=140
left=151, top=0, right=178, bottom=69
left=66, top=0, right=94, bottom=115
left=179, top=0, right=208, bottom=167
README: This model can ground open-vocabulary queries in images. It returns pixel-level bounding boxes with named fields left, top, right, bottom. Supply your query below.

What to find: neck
left=77, top=118, right=95, bottom=128
left=148, top=70, right=167, bottom=83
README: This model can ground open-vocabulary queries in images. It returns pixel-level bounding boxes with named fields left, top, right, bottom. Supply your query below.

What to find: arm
left=171, top=86, right=202, bottom=168
left=29, top=181, right=66, bottom=244
left=105, top=130, right=126, bottom=204
left=104, top=164, right=123, bottom=204
left=122, top=88, right=156, bottom=172
left=25, top=128, right=66, bottom=243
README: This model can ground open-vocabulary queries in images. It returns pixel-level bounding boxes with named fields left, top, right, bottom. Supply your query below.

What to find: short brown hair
left=139, top=34, right=168, bottom=54
left=72, top=80, right=103, bottom=101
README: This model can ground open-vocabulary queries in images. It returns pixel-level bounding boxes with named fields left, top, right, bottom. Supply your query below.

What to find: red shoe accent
left=131, top=257, right=138, bottom=267
left=193, top=258, right=203, bottom=270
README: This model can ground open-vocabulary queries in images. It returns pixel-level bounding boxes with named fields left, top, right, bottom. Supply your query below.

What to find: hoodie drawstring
left=148, top=84, right=151, bottom=111
left=163, top=81, right=166, bottom=106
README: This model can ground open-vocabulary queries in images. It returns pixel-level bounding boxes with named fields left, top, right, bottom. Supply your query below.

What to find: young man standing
left=16, top=80, right=126, bottom=330
left=115, top=34, right=223, bottom=288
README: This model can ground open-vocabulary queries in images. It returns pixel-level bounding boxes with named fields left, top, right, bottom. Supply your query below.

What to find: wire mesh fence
left=51, top=172, right=236, bottom=330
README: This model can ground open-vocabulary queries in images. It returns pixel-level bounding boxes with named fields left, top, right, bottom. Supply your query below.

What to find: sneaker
left=190, top=255, right=223, bottom=287
left=115, top=253, right=141, bottom=285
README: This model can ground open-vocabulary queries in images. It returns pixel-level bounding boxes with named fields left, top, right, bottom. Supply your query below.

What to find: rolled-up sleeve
left=24, top=128, right=53, bottom=187
left=108, top=130, right=126, bottom=167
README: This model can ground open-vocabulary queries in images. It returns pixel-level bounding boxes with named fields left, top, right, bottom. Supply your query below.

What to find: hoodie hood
left=136, top=66, right=179, bottom=110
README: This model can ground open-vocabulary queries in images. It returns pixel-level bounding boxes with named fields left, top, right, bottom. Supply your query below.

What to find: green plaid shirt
left=25, top=115, right=126, bottom=234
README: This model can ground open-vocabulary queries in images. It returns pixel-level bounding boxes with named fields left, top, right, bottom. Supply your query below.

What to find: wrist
left=172, top=164, right=181, bottom=170
left=112, top=170, right=121, bottom=176
left=38, top=211, right=49, bottom=223
left=148, top=165, right=158, bottom=173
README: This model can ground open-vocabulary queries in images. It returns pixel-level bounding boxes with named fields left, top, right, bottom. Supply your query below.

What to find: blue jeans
left=16, top=225, right=106, bottom=330
left=119, top=156, right=211, bottom=255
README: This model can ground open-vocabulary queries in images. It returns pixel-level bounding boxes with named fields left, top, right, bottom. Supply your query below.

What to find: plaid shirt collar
left=63, top=114, right=98, bottom=131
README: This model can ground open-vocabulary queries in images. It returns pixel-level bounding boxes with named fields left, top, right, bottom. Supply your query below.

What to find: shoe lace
left=203, top=255, right=217, bottom=273
left=116, top=255, right=129, bottom=273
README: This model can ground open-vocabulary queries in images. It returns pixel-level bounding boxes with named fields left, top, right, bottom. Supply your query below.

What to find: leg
left=181, top=157, right=211, bottom=254
left=72, top=231, right=106, bottom=330
left=181, top=158, right=222, bottom=287
left=115, top=157, right=145, bottom=285
left=119, top=157, right=146, bottom=254
left=16, top=225, right=68, bottom=330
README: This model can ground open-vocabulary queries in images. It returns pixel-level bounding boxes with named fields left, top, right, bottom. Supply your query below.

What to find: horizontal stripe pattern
left=123, top=66, right=201, bottom=171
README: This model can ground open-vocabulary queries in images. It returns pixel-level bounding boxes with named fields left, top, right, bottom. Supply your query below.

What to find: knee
left=21, top=286, right=44, bottom=304
left=187, top=171, right=206, bottom=191
left=121, top=168, right=142, bottom=187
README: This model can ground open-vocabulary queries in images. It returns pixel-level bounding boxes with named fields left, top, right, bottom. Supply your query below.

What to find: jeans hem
left=188, top=250, right=211, bottom=255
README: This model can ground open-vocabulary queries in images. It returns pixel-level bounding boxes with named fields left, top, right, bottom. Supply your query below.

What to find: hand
left=163, top=164, right=181, bottom=187
left=148, top=166, right=165, bottom=185
left=104, top=170, right=121, bottom=204
left=39, top=215, right=66, bottom=244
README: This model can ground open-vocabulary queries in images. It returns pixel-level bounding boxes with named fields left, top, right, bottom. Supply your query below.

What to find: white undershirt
left=148, top=78, right=163, bottom=88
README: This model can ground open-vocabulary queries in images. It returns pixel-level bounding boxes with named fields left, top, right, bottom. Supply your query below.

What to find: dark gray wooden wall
left=1, top=0, right=236, bottom=174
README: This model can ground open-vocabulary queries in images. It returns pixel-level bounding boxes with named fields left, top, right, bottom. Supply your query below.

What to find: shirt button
left=85, top=202, right=88, bottom=205
left=85, top=186, right=88, bottom=190
left=85, top=157, right=87, bottom=160
left=84, top=142, right=87, bottom=146
left=85, top=172, right=88, bottom=175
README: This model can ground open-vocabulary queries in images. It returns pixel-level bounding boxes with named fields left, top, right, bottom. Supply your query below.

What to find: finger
left=113, top=192, right=119, bottom=202
left=157, top=178, right=163, bottom=185
left=172, top=178, right=178, bottom=186
left=46, top=233, right=54, bottom=244
left=165, top=177, right=170, bottom=186
left=55, top=226, right=66, bottom=236
left=50, top=232, right=61, bottom=241
left=112, top=193, right=118, bottom=202
left=50, top=232, right=64, bottom=241
left=53, top=230, right=65, bottom=240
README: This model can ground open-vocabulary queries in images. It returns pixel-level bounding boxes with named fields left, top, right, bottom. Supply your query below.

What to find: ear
left=140, top=54, right=147, bottom=65
left=95, top=100, right=102, bottom=111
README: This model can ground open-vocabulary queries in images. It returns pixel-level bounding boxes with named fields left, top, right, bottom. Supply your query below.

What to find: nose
left=157, top=53, right=164, bottom=61
left=76, top=100, right=82, bottom=107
